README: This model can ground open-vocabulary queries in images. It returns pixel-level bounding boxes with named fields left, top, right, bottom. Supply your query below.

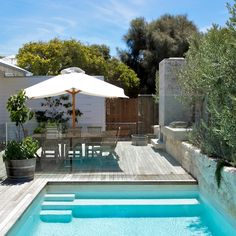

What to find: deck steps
left=151, top=139, right=165, bottom=150
left=40, top=210, right=72, bottom=222
left=44, top=194, right=75, bottom=201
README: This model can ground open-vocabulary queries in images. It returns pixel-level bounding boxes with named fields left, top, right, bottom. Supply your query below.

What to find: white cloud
left=0, top=16, right=77, bottom=55
left=88, top=0, right=138, bottom=28
left=0, top=0, right=150, bottom=56
left=200, top=25, right=212, bottom=33
left=129, top=0, right=154, bottom=6
left=52, top=17, right=77, bottom=28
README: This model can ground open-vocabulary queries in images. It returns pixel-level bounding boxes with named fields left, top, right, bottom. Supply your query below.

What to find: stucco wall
left=164, top=132, right=236, bottom=224
left=0, top=76, right=106, bottom=138
left=159, top=58, right=191, bottom=126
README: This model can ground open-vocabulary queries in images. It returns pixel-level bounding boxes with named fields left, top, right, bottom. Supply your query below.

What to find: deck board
left=0, top=141, right=196, bottom=235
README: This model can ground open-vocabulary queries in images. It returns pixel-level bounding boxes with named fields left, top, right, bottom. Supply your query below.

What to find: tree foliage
left=106, top=58, right=140, bottom=97
left=3, top=137, right=39, bottom=160
left=119, top=15, right=198, bottom=94
left=17, top=39, right=139, bottom=97
left=7, top=90, right=34, bottom=139
left=178, top=1, right=236, bottom=167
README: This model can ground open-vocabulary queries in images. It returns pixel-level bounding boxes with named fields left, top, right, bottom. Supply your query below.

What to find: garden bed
left=163, top=127, right=236, bottom=225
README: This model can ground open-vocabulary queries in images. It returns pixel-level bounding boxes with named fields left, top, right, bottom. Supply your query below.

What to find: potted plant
left=3, top=90, right=39, bottom=180
left=3, top=137, right=39, bottom=180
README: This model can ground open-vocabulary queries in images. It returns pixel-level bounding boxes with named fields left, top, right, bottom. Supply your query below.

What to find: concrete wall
left=0, top=76, right=105, bottom=137
left=159, top=58, right=191, bottom=126
left=164, top=131, right=236, bottom=225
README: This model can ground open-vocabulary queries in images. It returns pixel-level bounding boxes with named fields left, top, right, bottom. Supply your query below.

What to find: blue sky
left=0, top=0, right=234, bottom=57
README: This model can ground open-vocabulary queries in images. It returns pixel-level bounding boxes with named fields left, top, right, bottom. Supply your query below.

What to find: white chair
left=41, top=140, right=60, bottom=159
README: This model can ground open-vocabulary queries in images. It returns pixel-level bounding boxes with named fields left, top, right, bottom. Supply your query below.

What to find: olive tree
left=178, top=1, right=236, bottom=186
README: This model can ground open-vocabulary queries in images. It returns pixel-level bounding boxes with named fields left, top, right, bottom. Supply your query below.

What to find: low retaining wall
left=164, top=128, right=236, bottom=224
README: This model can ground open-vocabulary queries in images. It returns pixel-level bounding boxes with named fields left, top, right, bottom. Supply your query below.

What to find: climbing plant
left=35, top=95, right=82, bottom=131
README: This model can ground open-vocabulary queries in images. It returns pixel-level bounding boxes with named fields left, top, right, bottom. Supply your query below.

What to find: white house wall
left=0, top=75, right=105, bottom=133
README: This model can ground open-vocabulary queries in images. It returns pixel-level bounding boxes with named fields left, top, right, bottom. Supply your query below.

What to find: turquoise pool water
left=7, top=184, right=236, bottom=236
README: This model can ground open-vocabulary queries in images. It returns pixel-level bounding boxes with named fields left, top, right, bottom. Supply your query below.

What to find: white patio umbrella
left=24, top=71, right=128, bottom=128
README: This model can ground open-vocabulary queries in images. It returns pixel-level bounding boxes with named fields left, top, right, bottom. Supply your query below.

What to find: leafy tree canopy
left=17, top=39, right=139, bottom=97
left=119, top=14, right=198, bottom=94
left=106, top=58, right=140, bottom=97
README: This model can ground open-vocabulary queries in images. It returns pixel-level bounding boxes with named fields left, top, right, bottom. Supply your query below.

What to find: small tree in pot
left=4, top=90, right=39, bottom=180
left=7, top=90, right=34, bottom=139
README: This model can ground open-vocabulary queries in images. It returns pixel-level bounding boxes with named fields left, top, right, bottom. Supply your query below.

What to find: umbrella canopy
left=24, top=72, right=128, bottom=128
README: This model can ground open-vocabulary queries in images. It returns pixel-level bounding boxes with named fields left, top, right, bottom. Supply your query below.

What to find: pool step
left=42, top=198, right=200, bottom=210
left=44, top=194, right=75, bottom=201
left=40, top=210, right=72, bottom=222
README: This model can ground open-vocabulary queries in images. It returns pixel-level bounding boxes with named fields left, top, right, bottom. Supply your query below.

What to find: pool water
left=7, top=184, right=236, bottom=236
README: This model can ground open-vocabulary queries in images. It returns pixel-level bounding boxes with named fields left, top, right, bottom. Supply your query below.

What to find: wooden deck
left=0, top=141, right=196, bottom=235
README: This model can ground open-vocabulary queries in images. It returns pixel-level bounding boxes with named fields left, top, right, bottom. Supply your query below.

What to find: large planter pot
left=131, top=134, right=148, bottom=146
left=5, top=158, right=36, bottom=181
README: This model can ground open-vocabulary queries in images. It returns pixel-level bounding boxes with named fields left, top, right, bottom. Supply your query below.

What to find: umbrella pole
left=72, top=92, right=76, bottom=128
left=66, top=89, right=80, bottom=128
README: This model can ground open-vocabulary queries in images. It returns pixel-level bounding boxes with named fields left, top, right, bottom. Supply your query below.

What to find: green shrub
left=3, top=141, right=23, bottom=160
left=178, top=1, right=236, bottom=186
left=179, top=26, right=236, bottom=163
left=33, top=127, right=45, bottom=134
left=21, top=137, right=39, bottom=159
left=3, top=137, right=39, bottom=161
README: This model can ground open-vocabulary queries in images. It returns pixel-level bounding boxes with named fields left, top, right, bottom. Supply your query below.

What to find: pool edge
left=3, top=179, right=197, bottom=235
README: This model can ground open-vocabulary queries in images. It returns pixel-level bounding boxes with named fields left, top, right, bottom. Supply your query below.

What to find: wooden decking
left=0, top=141, right=196, bottom=235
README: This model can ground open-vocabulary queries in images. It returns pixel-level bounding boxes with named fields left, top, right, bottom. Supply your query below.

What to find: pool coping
left=47, top=179, right=198, bottom=185
left=2, top=179, right=197, bottom=235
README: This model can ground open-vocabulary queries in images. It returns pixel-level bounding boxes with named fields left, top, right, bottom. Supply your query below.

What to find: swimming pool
left=7, top=184, right=236, bottom=236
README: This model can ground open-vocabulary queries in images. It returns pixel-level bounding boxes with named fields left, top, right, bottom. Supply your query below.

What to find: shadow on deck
left=32, top=141, right=195, bottom=183
left=0, top=141, right=196, bottom=183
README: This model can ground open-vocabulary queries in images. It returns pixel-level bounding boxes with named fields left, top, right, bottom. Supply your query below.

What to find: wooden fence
left=138, top=95, right=159, bottom=134
left=106, top=95, right=158, bottom=137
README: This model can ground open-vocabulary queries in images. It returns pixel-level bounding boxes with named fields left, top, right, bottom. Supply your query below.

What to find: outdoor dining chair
left=64, top=127, right=82, bottom=149
left=45, top=127, right=60, bottom=139
left=94, top=127, right=121, bottom=158
left=85, top=137, right=102, bottom=158
left=87, top=126, right=102, bottom=134
left=65, top=127, right=82, bottom=138
left=41, top=139, right=60, bottom=159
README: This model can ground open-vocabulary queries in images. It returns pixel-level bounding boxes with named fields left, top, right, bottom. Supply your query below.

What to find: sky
left=0, top=0, right=234, bottom=57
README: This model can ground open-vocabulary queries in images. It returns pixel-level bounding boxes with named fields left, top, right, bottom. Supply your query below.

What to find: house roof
left=0, top=59, right=33, bottom=76
left=0, top=55, right=17, bottom=65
